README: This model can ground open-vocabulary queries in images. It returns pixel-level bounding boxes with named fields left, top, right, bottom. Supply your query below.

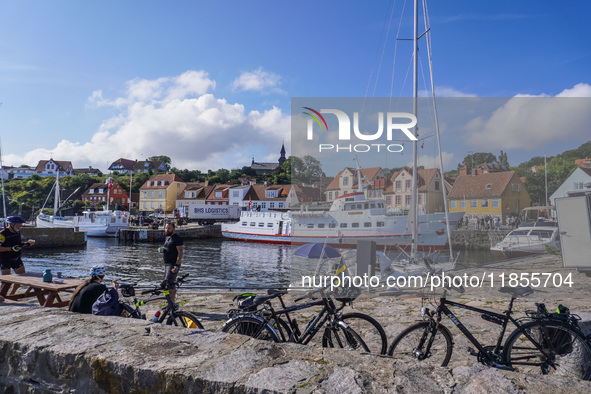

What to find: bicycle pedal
left=490, top=362, right=515, bottom=372
left=467, top=347, right=479, bottom=357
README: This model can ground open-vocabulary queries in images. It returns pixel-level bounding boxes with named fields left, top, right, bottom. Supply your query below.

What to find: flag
left=335, top=258, right=347, bottom=275
left=108, top=179, right=113, bottom=189
left=248, top=197, right=252, bottom=211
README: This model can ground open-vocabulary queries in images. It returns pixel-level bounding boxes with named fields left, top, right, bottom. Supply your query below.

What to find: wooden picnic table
left=0, top=273, right=83, bottom=308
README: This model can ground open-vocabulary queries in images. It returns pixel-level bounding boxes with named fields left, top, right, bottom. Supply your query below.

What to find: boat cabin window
left=241, top=222, right=247, bottom=226
left=267, top=223, right=273, bottom=228
left=307, top=223, right=314, bottom=228
left=364, top=203, right=369, bottom=209
left=376, top=221, right=385, bottom=227
left=250, top=222, right=256, bottom=227
left=340, top=223, right=347, bottom=228
left=530, top=230, right=553, bottom=239
left=318, top=223, right=325, bottom=228
left=364, top=222, right=371, bottom=227
left=509, top=230, right=527, bottom=236
left=370, top=203, right=376, bottom=209
left=329, top=223, right=336, bottom=228
left=352, top=223, right=359, bottom=228
left=258, top=223, right=264, bottom=227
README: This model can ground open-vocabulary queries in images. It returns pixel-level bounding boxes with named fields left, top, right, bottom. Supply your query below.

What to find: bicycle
left=222, top=288, right=387, bottom=355
left=388, top=285, right=591, bottom=379
left=118, top=274, right=204, bottom=329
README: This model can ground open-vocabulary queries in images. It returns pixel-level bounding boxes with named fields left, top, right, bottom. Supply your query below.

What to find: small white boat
left=491, top=207, right=560, bottom=257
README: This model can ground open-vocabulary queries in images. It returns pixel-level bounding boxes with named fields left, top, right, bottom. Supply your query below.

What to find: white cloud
left=419, top=86, right=477, bottom=98
left=232, top=67, right=284, bottom=93
left=7, top=70, right=290, bottom=172
left=464, top=83, right=591, bottom=150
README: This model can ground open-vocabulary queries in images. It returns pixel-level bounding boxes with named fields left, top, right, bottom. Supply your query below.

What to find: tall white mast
left=54, top=170, right=60, bottom=215
left=0, top=138, right=7, bottom=222
left=410, top=0, right=419, bottom=262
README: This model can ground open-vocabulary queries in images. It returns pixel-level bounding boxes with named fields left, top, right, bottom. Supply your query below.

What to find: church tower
left=278, top=143, right=286, bottom=166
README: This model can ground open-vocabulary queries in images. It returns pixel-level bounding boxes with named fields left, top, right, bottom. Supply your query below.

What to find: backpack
left=92, top=288, right=121, bottom=316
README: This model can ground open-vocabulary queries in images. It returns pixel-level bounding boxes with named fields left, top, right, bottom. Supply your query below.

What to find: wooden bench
left=0, top=273, right=83, bottom=308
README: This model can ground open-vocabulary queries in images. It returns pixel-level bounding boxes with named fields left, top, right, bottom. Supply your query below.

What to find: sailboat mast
left=0, top=139, right=7, bottom=222
left=410, top=0, right=419, bottom=261
left=54, top=171, right=60, bottom=215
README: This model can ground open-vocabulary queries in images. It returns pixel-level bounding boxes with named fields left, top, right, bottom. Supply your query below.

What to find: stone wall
left=1, top=304, right=590, bottom=393
left=19, top=227, right=87, bottom=249
left=450, top=229, right=510, bottom=250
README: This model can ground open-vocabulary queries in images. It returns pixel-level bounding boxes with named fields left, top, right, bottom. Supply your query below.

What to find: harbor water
left=22, top=238, right=508, bottom=289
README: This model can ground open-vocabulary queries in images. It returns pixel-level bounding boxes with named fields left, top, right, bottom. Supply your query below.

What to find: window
left=90, top=189, right=95, bottom=194
left=405, top=180, right=411, bottom=189
left=270, top=202, right=275, bottom=208
left=340, top=223, right=347, bottom=228
left=329, top=223, right=336, bottom=228
left=395, top=181, right=401, bottom=190
left=318, top=223, right=325, bottom=228
left=151, top=191, right=155, bottom=198
left=250, top=222, right=255, bottom=227
left=352, top=223, right=359, bottom=228
left=470, top=199, right=477, bottom=208
left=460, top=200, right=466, bottom=208
left=343, top=176, right=349, bottom=185
left=418, top=194, right=422, bottom=205
left=307, top=223, right=314, bottom=228
left=517, top=184, right=521, bottom=192
left=435, top=181, right=440, bottom=191
left=485, top=184, right=492, bottom=189
left=511, top=184, right=515, bottom=192
left=481, top=199, right=489, bottom=208
left=405, top=195, right=412, bottom=206
left=143, top=202, right=147, bottom=209
left=328, top=192, right=333, bottom=200
left=261, top=202, right=266, bottom=209
left=259, top=223, right=264, bottom=227
left=242, top=222, right=247, bottom=226
left=278, top=203, right=284, bottom=208
left=267, top=223, right=273, bottom=227
left=376, top=222, right=385, bottom=227
left=574, top=182, right=584, bottom=190
left=364, top=222, right=371, bottom=227
left=395, top=196, right=401, bottom=205
left=492, top=199, right=500, bottom=208
left=450, top=200, right=457, bottom=209
left=159, top=191, right=163, bottom=197
left=386, top=196, right=392, bottom=204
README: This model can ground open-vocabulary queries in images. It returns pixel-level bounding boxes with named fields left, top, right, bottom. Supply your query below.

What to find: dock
left=118, top=223, right=222, bottom=243
left=20, top=227, right=87, bottom=248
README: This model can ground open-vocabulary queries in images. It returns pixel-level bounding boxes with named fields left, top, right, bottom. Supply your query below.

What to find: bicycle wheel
left=336, top=313, right=388, bottom=355
left=322, top=321, right=371, bottom=353
left=166, top=310, right=204, bottom=329
left=387, top=321, right=453, bottom=367
left=503, top=320, right=591, bottom=379
left=222, top=315, right=281, bottom=342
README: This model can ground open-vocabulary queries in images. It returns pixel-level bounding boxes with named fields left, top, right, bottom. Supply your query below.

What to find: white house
left=549, top=167, right=591, bottom=206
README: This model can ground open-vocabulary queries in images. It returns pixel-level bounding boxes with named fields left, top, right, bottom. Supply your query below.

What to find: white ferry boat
left=221, top=193, right=463, bottom=249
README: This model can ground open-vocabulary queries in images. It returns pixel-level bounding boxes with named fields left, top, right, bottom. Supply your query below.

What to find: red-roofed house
left=385, top=168, right=448, bottom=214
left=447, top=171, right=530, bottom=218
left=325, top=167, right=387, bottom=202
left=139, top=174, right=185, bottom=213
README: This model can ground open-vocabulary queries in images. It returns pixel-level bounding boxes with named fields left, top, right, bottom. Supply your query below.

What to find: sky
left=0, top=0, right=590, bottom=176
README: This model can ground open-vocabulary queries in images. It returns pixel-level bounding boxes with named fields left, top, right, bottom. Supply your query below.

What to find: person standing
left=159, top=222, right=183, bottom=301
left=0, top=216, right=35, bottom=276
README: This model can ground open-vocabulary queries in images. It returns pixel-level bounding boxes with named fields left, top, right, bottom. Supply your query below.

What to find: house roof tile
left=448, top=171, right=517, bottom=199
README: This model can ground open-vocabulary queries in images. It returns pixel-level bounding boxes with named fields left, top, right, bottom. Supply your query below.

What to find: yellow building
left=139, top=174, right=186, bottom=213
left=447, top=171, right=530, bottom=219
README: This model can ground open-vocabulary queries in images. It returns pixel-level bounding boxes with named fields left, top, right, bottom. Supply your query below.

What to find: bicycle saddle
left=498, top=286, right=534, bottom=298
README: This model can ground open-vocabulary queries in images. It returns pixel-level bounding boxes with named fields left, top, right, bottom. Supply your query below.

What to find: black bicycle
left=222, top=288, right=387, bottom=355
left=388, top=286, right=591, bottom=379
left=119, top=274, right=203, bottom=329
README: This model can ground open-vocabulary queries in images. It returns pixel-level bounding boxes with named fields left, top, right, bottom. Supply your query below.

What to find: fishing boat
left=36, top=173, right=129, bottom=237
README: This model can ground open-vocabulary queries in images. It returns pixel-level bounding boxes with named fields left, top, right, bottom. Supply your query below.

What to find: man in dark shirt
left=159, top=222, right=183, bottom=301
left=0, top=216, right=34, bottom=276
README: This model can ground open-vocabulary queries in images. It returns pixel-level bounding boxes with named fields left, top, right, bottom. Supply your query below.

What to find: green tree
left=148, top=155, right=172, bottom=171
left=458, top=152, right=497, bottom=173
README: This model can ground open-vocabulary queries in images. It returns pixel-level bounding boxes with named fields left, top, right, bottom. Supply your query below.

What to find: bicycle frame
left=123, top=289, right=177, bottom=323
left=431, top=297, right=554, bottom=368
left=259, top=295, right=345, bottom=345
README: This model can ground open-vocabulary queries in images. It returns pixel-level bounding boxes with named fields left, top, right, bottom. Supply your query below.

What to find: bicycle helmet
left=90, top=265, right=107, bottom=277
left=7, top=216, right=26, bottom=224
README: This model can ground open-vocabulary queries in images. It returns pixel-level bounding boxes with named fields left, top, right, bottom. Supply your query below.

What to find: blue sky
left=1, top=0, right=590, bottom=175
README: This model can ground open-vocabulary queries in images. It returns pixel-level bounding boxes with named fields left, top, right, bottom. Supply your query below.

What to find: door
left=555, top=195, right=591, bottom=268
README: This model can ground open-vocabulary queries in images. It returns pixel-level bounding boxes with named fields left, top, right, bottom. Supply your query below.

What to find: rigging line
left=390, top=0, right=409, bottom=99
left=364, top=0, right=397, bottom=102
left=422, top=0, right=455, bottom=265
